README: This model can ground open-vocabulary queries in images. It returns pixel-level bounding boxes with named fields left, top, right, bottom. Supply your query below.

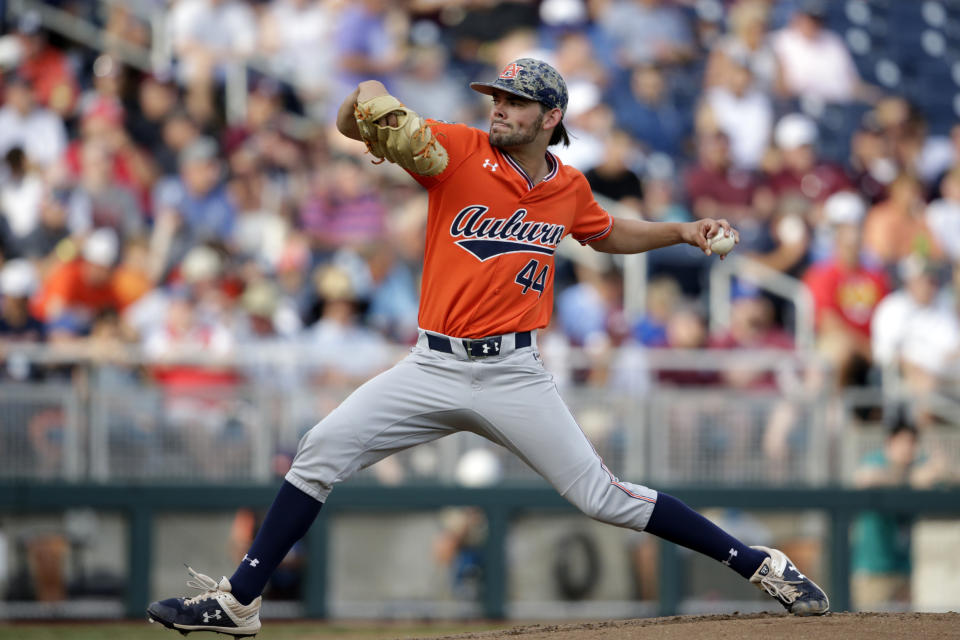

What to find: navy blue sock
left=644, top=492, right=768, bottom=579
left=229, top=480, right=323, bottom=605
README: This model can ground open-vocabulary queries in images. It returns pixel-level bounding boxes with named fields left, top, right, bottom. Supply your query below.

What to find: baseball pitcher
left=147, top=59, right=827, bottom=638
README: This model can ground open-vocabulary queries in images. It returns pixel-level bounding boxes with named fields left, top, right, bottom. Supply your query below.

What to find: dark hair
left=889, top=421, right=918, bottom=442
left=4, top=147, right=26, bottom=174
left=540, top=103, right=570, bottom=147
left=886, top=404, right=918, bottom=439
left=550, top=122, right=570, bottom=147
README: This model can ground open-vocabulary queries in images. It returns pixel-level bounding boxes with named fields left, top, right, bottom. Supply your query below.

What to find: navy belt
left=427, top=331, right=531, bottom=359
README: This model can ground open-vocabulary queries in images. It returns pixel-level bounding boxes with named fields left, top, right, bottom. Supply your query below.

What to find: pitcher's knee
left=573, top=499, right=610, bottom=523
left=284, top=469, right=331, bottom=502
left=564, top=475, right=658, bottom=530
left=285, top=420, right=354, bottom=501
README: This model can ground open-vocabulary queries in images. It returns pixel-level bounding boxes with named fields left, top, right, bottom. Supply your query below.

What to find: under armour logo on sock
left=202, top=610, right=222, bottom=623
left=243, top=554, right=260, bottom=567
left=722, top=548, right=738, bottom=566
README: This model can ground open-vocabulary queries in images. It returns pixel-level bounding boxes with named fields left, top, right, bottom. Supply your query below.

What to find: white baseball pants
left=285, top=330, right=658, bottom=531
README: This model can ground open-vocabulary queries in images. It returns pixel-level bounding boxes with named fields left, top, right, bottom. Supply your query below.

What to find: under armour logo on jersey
left=242, top=554, right=260, bottom=567
left=202, top=610, right=222, bottom=623
left=499, top=62, right=523, bottom=79
left=450, top=205, right=564, bottom=261
left=723, top=548, right=738, bottom=566
left=483, top=159, right=498, bottom=172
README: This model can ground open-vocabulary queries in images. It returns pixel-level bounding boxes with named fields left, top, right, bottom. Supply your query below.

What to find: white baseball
left=709, top=230, right=736, bottom=256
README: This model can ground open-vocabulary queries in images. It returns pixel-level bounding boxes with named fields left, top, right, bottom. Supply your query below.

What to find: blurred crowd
left=0, top=0, right=959, bottom=413
left=3, top=1, right=960, bottom=611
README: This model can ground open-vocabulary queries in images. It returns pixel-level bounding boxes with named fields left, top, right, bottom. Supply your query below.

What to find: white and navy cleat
left=146, top=566, right=261, bottom=638
left=749, top=545, right=830, bottom=616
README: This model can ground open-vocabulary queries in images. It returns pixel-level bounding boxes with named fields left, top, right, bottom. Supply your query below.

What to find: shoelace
left=758, top=574, right=803, bottom=604
left=182, top=565, right=223, bottom=606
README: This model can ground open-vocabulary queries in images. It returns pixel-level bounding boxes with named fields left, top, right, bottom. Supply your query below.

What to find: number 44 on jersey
left=515, top=259, right=549, bottom=296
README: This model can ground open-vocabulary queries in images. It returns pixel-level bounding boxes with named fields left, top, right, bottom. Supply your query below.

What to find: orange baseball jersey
left=407, top=120, right=613, bottom=337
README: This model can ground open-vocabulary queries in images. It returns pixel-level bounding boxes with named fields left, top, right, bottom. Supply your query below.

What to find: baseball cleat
left=146, top=566, right=261, bottom=637
left=749, top=546, right=830, bottom=616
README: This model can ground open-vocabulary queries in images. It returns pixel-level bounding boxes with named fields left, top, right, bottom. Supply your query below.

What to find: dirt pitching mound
left=412, top=612, right=960, bottom=640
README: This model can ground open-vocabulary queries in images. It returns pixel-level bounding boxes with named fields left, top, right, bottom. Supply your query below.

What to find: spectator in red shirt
left=803, top=192, right=889, bottom=388
left=763, top=113, right=853, bottom=206
left=10, top=13, right=79, bottom=117
left=656, top=304, right=720, bottom=387
left=710, top=292, right=794, bottom=390
left=683, top=131, right=758, bottom=223
left=32, top=227, right=123, bottom=330
left=63, top=97, right=156, bottom=215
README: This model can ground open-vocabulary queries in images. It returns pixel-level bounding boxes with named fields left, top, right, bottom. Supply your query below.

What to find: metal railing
left=1, top=344, right=957, bottom=487
left=709, top=254, right=816, bottom=351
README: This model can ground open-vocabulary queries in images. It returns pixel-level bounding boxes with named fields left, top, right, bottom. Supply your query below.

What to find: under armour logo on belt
left=463, top=336, right=503, bottom=358
left=202, top=610, right=222, bottom=623
left=483, top=159, right=498, bottom=171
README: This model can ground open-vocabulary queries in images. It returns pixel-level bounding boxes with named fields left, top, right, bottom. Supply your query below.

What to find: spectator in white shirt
left=871, top=255, right=960, bottom=401
left=925, top=166, right=960, bottom=263
left=168, top=0, right=257, bottom=86
left=704, top=51, right=773, bottom=170
left=0, top=74, right=67, bottom=171
left=771, top=1, right=863, bottom=103
left=0, top=147, right=44, bottom=241
left=706, top=0, right=778, bottom=94
left=306, top=264, right=390, bottom=385
left=259, top=0, right=337, bottom=117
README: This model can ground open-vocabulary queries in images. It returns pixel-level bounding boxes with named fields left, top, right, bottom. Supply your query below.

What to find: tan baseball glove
left=354, top=95, right=448, bottom=176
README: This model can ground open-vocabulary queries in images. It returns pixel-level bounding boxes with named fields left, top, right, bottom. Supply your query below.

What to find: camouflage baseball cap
left=470, top=58, right=568, bottom=113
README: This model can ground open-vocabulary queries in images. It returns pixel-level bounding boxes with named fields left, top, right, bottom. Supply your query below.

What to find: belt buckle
left=463, top=336, right=502, bottom=359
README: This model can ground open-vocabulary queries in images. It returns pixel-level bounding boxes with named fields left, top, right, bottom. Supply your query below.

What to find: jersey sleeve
left=404, top=120, right=482, bottom=190
left=570, top=175, right=614, bottom=245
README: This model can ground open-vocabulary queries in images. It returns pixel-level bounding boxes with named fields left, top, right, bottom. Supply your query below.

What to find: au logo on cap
left=499, top=62, right=523, bottom=80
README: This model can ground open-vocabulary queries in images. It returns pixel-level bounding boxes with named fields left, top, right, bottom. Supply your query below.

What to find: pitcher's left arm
left=590, top=217, right=738, bottom=257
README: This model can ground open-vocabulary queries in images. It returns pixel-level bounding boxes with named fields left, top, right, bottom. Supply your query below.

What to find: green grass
left=0, top=620, right=513, bottom=640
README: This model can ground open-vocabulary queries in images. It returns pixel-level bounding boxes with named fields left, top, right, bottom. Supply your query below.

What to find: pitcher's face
left=488, top=90, right=544, bottom=149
